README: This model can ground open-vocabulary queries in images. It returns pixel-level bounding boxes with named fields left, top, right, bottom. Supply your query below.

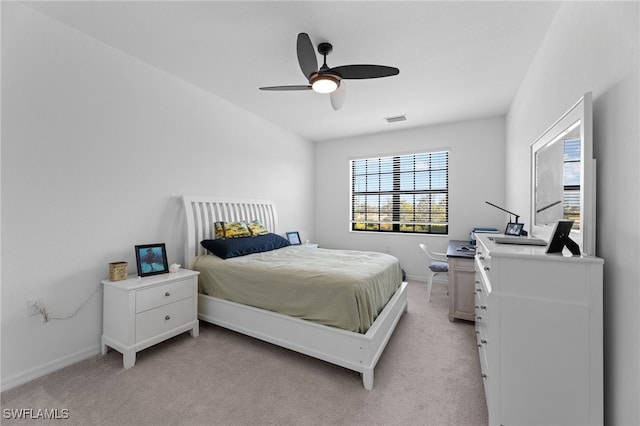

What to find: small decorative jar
left=109, top=261, right=128, bottom=281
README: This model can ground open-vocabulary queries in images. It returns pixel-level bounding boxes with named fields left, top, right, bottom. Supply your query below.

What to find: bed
left=182, top=195, right=408, bottom=389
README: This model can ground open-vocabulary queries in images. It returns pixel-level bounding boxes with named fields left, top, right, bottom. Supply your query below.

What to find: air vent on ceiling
left=385, top=115, right=406, bottom=123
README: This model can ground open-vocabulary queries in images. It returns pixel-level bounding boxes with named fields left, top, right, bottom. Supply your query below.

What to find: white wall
left=505, top=2, right=639, bottom=424
left=314, top=117, right=505, bottom=280
left=1, top=3, right=314, bottom=390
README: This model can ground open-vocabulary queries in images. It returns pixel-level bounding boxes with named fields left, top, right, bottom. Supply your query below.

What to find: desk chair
left=419, top=243, right=449, bottom=301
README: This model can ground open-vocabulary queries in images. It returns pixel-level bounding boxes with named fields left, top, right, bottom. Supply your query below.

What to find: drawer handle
left=164, top=315, right=171, bottom=321
left=165, top=292, right=171, bottom=297
left=476, top=287, right=482, bottom=292
left=482, top=374, right=488, bottom=379
left=481, top=305, right=487, bottom=310
left=476, top=315, right=482, bottom=320
left=481, top=339, right=487, bottom=344
left=484, top=266, right=490, bottom=271
left=479, top=256, right=485, bottom=260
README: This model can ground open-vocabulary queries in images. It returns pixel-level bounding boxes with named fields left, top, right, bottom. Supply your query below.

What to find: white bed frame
left=182, top=195, right=408, bottom=390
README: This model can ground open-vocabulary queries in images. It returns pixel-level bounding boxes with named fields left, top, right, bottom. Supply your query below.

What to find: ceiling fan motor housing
left=317, top=42, right=333, bottom=56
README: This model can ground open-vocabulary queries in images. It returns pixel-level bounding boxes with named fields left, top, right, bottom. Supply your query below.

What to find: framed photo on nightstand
left=286, top=231, right=301, bottom=245
left=135, top=243, right=169, bottom=276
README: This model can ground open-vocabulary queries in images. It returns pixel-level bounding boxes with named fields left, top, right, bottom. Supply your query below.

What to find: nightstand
left=101, top=269, right=199, bottom=368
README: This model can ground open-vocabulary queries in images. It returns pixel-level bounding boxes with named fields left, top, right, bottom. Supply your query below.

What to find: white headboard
left=182, top=195, right=278, bottom=267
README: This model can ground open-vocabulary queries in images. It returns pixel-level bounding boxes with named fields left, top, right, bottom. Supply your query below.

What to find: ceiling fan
left=259, top=33, right=400, bottom=111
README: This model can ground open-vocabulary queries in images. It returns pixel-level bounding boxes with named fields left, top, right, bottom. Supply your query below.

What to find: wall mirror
left=530, top=92, right=595, bottom=255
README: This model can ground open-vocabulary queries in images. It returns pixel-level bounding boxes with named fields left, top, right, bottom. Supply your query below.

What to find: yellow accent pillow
left=247, top=220, right=269, bottom=236
left=222, top=221, right=252, bottom=239
left=214, top=222, right=225, bottom=239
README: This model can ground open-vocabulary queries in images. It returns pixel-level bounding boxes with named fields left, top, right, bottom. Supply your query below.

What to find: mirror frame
left=530, top=92, right=595, bottom=255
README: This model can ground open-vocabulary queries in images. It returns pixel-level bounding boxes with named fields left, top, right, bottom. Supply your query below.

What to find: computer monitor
left=546, top=220, right=580, bottom=256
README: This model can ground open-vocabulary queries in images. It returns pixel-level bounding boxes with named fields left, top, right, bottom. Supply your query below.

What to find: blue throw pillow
left=201, top=233, right=290, bottom=259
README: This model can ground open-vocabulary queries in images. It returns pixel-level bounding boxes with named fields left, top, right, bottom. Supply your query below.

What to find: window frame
left=349, top=150, right=449, bottom=235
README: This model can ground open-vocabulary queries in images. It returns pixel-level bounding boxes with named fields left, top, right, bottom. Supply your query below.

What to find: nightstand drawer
left=136, top=279, right=192, bottom=313
left=135, top=298, right=194, bottom=343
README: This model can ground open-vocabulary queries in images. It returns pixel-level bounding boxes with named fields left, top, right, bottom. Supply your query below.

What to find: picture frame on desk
left=135, top=243, right=169, bottom=276
left=504, top=222, right=524, bottom=236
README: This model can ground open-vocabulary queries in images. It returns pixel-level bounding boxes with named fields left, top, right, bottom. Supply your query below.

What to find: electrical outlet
left=27, top=298, right=44, bottom=316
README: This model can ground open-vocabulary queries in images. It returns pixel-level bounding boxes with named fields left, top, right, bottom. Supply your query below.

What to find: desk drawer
left=136, top=279, right=193, bottom=313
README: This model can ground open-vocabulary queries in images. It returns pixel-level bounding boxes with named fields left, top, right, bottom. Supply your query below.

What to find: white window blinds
left=350, top=151, right=449, bottom=234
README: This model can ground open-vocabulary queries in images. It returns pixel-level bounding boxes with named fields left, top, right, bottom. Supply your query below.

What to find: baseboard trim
left=1, top=345, right=101, bottom=392
left=406, top=274, right=425, bottom=282
left=405, top=275, right=447, bottom=284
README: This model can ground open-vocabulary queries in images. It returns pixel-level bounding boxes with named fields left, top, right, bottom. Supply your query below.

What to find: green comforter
left=193, top=246, right=402, bottom=333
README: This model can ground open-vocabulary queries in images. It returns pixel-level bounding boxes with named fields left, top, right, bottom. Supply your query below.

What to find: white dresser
left=474, top=233, right=603, bottom=426
left=101, top=269, right=199, bottom=368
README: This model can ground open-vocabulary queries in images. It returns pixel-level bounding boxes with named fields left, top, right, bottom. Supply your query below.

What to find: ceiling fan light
left=311, top=75, right=339, bottom=94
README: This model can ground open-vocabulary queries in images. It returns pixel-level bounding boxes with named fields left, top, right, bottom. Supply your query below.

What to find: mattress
left=193, top=246, right=403, bottom=333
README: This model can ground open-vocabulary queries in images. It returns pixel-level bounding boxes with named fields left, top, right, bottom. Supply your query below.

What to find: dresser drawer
left=135, top=298, right=194, bottom=343
left=475, top=302, right=488, bottom=328
left=474, top=273, right=489, bottom=308
left=474, top=273, right=487, bottom=299
left=479, top=344, right=490, bottom=408
left=136, top=279, right=193, bottom=313
left=474, top=273, right=490, bottom=341
left=476, top=254, right=491, bottom=280
left=478, top=334, right=488, bottom=373
left=476, top=327, right=489, bottom=355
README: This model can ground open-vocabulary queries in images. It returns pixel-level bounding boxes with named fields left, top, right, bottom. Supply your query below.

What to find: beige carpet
left=1, top=281, right=488, bottom=425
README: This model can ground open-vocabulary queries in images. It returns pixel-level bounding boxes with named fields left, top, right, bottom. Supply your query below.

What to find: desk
left=447, top=240, right=476, bottom=322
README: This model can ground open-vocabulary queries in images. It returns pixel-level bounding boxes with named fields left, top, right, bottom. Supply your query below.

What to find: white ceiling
left=26, top=1, right=561, bottom=142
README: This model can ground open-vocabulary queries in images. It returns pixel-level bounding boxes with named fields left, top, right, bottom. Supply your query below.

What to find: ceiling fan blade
left=259, top=85, right=311, bottom=91
left=330, top=65, right=399, bottom=80
left=297, top=33, right=318, bottom=80
left=330, top=82, right=346, bottom=111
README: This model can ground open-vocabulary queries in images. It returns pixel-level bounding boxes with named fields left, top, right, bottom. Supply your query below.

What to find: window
left=563, top=138, right=581, bottom=229
left=350, top=151, right=449, bottom=234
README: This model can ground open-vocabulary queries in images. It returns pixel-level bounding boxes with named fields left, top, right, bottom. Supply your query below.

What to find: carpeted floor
left=1, top=281, right=488, bottom=425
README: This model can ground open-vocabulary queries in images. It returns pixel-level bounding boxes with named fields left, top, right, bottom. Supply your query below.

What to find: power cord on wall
left=32, top=301, right=49, bottom=323
left=33, top=285, right=101, bottom=323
